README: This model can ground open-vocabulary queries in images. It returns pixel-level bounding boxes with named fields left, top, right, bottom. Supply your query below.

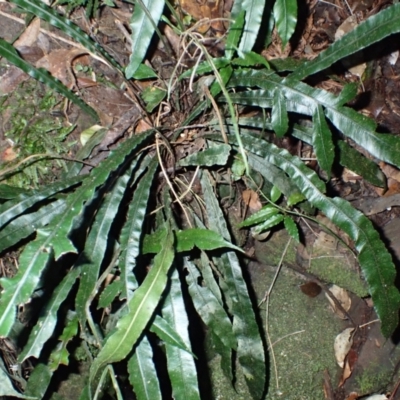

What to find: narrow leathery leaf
left=235, top=133, right=400, bottom=337
left=228, top=69, right=341, bottom=107
left=253, top=213, right=284, bottom=234
left=119, top=156, right=158, bottom=300
left=75, top=156, right=137, bottom=325
left=325, top=106, right=400, bottom=168
left=337, top=83, right=358, bottom=105
left=231, top=0, right=266, bottom=52
left=0, top=39, right=97, bottom=121
left=338, top=141, right=386, bottom=187
left=90, top=226, right=175, bottom=381
left=232, top=51, right=270, bottom=68
left=225, top=11, right=245, bottom=60
left=273, top=0, right=298, bottom=47
left=228, top=70, right=400, bottom=168
left=271, top=90, right=289, bottom=137
left=67, top=128, right=107, bottom=178
left=24, top=363, right=52, bottom=398
left=179, top=58, right=229, bottom=80
left=142, top=86, right=167, bottom=113
left=143, top=228, right=244, bottom=253
left=150, top=315, right=195, bottom=355
left=201, top=172, right=266, bottom=398
left=0, top=199, right=66, bottom=253
left=98, top=279, right=122, bottom=309
left=210, top=64, right=233, bottom=97
left=290, top=3, right=400, bottom=80
left=0, top=365, right=35, bottom=399
left=232, top=116, right=273, bottom=131
left=9, top=0, right=120, bottom=70
left=192, top=218, right=224, bottom=304
left=0, top=184, right=29, bottom=200
left=162, top=267, right=201, bottom=400
left=312, top=104, right=334, bottom=179
left=248, top=153, right=305, bottom=202
left=48, top=315, right=79, bottom=371
left=238, top=205, right=280, bottom=228
left=18, top=269, right=80, bottom=362
left=128, top=336, right=162, bottom=400
left=176, top=229, right=243, bottom=252
left=132, top=63, right=158, bottom=79
left=185, top=258, right=237, bottom=350
left=270, top=186, right=282, bottom=203
left=0, top=175, right=83, bottom=227
left=268, top=57, right=306, bottom=71
left=284, top=216, right=299, bottom=242
left=210, top=330, right=233, bottom=382
left=0, top=134, right=151, bottom=338
left=52, top=132, right=152, bottom=259
left=225, top=90, right=274, bottom=109
left=0, top=231, right=53, bottom=337
left=126, top=0, right=165, bottom=78
left=178, top=142, right=231, bottom=167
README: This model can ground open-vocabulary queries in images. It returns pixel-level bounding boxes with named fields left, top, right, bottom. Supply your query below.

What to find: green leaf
left=178, top=142, right=231, bottom=167
left=150, top=315, right=195, bottom=355
left=227, top=70, right=400, bottom=169
left=98, top=279, right=122, bottom=309
left=126, top=0, right=165, bottom=78
left=290, top=3, right=400, bottom=80
left=337, top=140, right=386, bottom=188
left=0, top=133, right=152, bottom=338
left=0, top=198, right=66, bottom=253
left=233, top=133, right=400, bottom=337
left=185, top=258, right=237, bottom=350
left=273, top=0, right=298, bottom=48
left=75, top=155, right=138, bottom=326
left=162, top=267, right=201, bottom=400
left=271, top=90, right=289, bottom=137
left=253, top=213, right=284, bottom=234
left=232, top=51, right=269, bottom=68
left=0, top=184, right=29, bottom=200
left=284, top=216, right=299, bottom=242
left=119, top=156, right=159, bottom=300
left=238, top=205, right=280, bottom=228
left=132, top=63, right=158, bottom=79
left=231, top=0, right=266, bottom=52
left=225, top=10, right=245, bottom=60
left=270, top=186, right=282, bottom=202
left=90, top=225, right=175, bottom=383
left=142, top=86, right=167, bottom=113
left=67, top=127, right=106, bottom=177
left=142, top=228, right=244, bottom=253
left=179, top=58, right=229, bottom=80
left=128, top=336, right=162, bottom=400
left=48, top=314, right=79, bottom=371
left=248, top=153, right=304, bottom=202
left=0, top=40, right=97, bottom=119
left=0, top=361, right=36, bottom=399
left=18, top=269, right=80, bottom=363
left=312, top=104, right=334, bottom=179
left=201, top=172, right=266, bottom=398
left=24, top=363, right=52, bottom=399
left=0, top=175, right=82, bottom=228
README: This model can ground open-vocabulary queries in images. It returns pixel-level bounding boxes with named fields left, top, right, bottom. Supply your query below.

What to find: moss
left=307, top=249, right=369, bottom=298
left=207, top=230, right=342, bottom=399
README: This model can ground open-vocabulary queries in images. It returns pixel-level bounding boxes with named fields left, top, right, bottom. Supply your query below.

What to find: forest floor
left=1, top=0, right=400, bottom=399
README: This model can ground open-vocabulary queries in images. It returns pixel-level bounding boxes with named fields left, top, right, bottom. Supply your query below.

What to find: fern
left=1, top=1, right=400, bottom=399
